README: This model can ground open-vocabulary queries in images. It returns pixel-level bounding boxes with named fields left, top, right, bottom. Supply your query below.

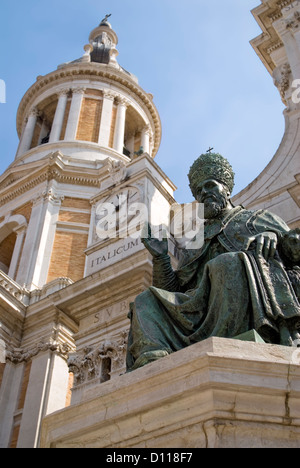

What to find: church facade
left=233, top=0, right=300, bottom=229
left=0, top=0, right=299, bottom=448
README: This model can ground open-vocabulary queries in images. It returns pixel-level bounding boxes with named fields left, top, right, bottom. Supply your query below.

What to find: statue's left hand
left=245, top=231, right=278, bottom=260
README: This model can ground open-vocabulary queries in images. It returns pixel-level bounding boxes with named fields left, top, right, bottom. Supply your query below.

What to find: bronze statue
left=126, top=153, right=300, bottom=371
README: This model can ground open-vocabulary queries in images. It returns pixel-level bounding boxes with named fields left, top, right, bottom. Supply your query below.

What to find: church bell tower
left=1, top=16, right=163, bottom=292
left=0, top=17, right=176, bottom=448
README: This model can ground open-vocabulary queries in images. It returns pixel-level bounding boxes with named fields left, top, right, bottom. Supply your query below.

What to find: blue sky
left=0, top=0, right=285, bottom=203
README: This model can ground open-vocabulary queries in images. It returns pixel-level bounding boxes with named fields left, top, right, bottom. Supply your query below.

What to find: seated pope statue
left=126, top=153, right=300, bottom=371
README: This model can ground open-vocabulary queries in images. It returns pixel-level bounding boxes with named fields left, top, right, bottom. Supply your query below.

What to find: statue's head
left=188, top=153, right=235, bottom=198
left=188, top=153, right=235, bottom=219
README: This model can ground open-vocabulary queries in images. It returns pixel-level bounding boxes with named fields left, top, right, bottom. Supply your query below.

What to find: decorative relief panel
left=68, top=331, right=128, bottom=386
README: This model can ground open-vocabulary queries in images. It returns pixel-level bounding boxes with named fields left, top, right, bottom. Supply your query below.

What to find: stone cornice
left=91, top=154, right=177, bottom=206
left=250, top=0, right=287, bottom=74
left=6, top=340, right=73, bottom=364
left=0, top=152, right=107, bottom=207
left=0, top=270, right=30, bottom=306
left=16, top=63, right=162, bottom=157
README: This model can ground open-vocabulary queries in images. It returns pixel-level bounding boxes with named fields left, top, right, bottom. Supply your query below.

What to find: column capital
left=27, top=107, right=40, bottom=120
left=102, top=90, right=116, bottom=101
left=56, top=89, right=69, bottom=98
left=142, top=124, right=152, bottom=136
left=71, top=87, right=86, bottom=95
left=115, top=95, right=130, bottom=107
left=13, top=223, right=27, bottom=235
left=42, top=188, right=65, bottom=205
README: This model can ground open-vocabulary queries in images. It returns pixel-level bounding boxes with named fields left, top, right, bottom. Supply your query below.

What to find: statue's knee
left=135, top=289, right=155, bottom=307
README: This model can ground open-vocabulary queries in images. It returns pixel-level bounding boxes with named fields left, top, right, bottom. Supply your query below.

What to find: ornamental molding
left=71, top=86, right=86, bottom=95
left=285, top=10, right=300, bottom=29
left=268, top=11, right=283, bottom=22
left=278, top=0, right=297, bottom=9
left=0, top=153, right=102, bottom=207
left=6, top=340, right=73, bottom=364
left=267, top=40, right=284, bottom=54
left=16, top=63, right=161, bottom=156
left=68, top=331, right=128, bottom=386
left=251, top=0, right=300, bottom=75
left=0, top=270, right=30, bottom=305
left=43, top=187, right=65, bottom=205
left=274, top=62, right=292, bottom=100
left=107, top=159, right=128, bottom=185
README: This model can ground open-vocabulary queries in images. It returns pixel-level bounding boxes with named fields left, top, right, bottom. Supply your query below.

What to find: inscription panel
left=85, top=236, right=144, bottom=276
left=80, top=300, right=130, bottom=332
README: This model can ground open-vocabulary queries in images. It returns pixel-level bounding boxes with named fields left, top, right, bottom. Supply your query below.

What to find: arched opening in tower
left=0, top=231, right=17, bottom=276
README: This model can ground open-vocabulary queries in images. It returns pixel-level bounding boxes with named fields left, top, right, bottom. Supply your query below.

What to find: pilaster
left=16, top=349, right=69, bottom=448
left=0, top=362, right=24, bottom=448
left=16, top=193, right=46, bottom=287
left=16, top=187, right=64, bottom=290
left=30, top=187, right=64, bottom=290
left=0, top=302, right=77, bottom=449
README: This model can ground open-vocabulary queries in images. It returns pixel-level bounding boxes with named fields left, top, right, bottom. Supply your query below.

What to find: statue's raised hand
left=141, top=223, right=169, bottom=258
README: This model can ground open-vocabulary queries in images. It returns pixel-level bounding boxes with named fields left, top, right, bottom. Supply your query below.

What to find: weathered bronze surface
left=126, top=153, right=300, bottom=371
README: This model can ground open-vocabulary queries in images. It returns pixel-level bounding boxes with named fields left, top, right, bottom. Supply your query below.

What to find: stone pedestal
left=40, top=338, right=300, bottom=448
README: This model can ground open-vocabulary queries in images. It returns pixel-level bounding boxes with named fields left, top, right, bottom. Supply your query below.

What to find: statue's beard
left=204, top=195, right=228, bottom=219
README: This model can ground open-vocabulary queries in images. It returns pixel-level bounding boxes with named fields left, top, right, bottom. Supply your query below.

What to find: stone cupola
left=14, top=17, right=162, bottom=165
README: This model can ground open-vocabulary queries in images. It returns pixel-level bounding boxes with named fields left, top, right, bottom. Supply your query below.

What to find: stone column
left=16, top=107, right=39, bottom=157
left=16, top=346, right=71, bottom=448
left=49, top=90, right=69, bottom=143
left=113, top=97, right=129, bottom=153
left=8, top=224, right=27, bottom=281
left=29, top=188, right=64, bottom=290
left=126, top=133, right=135, bottom=156
left=16, top=188, right=64, bottom=290
left=141, top=125, right=151, bottom=154
left=98, top=91, right=115, bottom=147
left=64, top=88, right=85, bottom=141
left=16, top=194, right=45, bottom=288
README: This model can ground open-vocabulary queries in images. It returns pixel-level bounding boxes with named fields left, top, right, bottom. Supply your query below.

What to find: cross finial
left=206, top=147, right=214, bottom=154
left=101, top=13, right=112, bottom=23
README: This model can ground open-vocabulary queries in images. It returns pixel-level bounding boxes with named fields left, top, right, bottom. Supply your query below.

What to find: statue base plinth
left=40, top=337, right=300, bottom=448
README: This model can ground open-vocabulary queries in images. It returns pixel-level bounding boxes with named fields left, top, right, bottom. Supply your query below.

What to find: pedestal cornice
left=40, top=337, right=300, bottom=448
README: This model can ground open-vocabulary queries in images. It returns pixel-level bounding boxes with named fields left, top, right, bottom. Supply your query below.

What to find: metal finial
left=101, top=13, right=112, bottom=23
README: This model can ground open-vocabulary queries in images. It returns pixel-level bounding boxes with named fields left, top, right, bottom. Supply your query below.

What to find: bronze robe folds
left=126, top=206, right=300, bottom=371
